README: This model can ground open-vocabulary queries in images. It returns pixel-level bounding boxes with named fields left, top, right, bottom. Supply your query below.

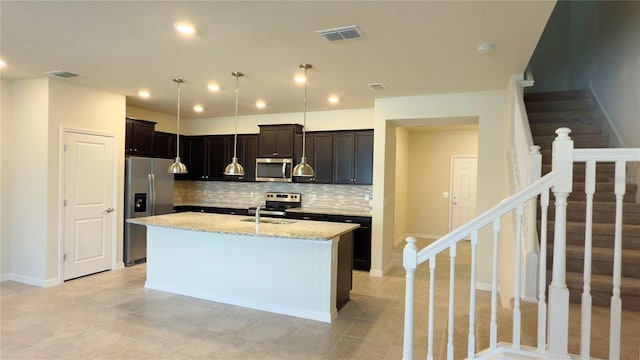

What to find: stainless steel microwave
left=255, top=158, right=293, bottom=182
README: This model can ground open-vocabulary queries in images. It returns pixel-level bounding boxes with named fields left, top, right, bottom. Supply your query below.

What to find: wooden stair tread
left=564, top=271, right=640, bottom=296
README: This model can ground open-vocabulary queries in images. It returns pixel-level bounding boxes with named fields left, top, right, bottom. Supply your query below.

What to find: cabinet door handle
left=344, top=219, right=353, bottom=223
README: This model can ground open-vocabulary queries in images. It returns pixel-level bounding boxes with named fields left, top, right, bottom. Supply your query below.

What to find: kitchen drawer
left=286, top=212, right=328, bottom=221
left=173, top=206, right=247, bottom=216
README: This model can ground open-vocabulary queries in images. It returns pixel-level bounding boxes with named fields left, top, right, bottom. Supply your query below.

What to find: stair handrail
left=409, top=172, right=555, bottom=265
left=508, top=74, right=541, bottom=302
left=403, top=171, right=555, bottom=360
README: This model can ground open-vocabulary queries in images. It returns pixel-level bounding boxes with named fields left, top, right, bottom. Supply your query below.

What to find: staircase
left=524, top=89, right=640, bottom=311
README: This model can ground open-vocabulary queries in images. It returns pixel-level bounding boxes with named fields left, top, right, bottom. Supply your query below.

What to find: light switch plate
left=443, top=192, right=449, bottom=198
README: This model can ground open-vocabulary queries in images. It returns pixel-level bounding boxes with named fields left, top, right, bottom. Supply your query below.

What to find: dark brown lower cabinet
left=287, top=212, right=372, bottom=271
left=336, top=231, right=353, bottom=310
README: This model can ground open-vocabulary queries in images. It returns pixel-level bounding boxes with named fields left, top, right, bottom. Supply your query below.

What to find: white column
left=402, top=237, right=418, bottom=360
left=547, top=128, right=573, bottom=356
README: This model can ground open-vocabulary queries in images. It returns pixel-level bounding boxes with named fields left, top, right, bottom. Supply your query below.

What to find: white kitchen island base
left=145, top=225, right=342, bottom=323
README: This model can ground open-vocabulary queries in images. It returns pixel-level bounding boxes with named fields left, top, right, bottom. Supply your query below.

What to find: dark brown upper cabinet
left=153, top=131, right=176, bottom=159
left=258, top=124, right=302, bottom=158
left=125, top=118, right=155, bottom=156
left=333, top=130, right=374, bottom=185
left=223, top=134, right=259, bottom=182
left=294, top=132, right=333, bottom=184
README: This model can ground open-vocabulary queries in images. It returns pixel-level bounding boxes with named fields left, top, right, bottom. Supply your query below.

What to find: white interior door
left=450, top=156, right=477, bottom=231
left=63, top=130, right=115, bottom=280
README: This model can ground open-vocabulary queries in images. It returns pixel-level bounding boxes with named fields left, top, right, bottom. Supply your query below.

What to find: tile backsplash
left=174, top=181, right=373, bottom=211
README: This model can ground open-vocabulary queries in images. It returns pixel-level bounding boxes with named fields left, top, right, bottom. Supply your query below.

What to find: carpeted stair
left=525, top=89, right=640, bottom=311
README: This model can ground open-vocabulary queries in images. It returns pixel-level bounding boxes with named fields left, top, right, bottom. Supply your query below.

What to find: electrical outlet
left=311, top=193, right=317, bottom=201
left=364, top=193, right=371, bottom=200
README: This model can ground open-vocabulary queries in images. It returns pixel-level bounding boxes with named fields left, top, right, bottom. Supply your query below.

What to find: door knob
left=106, top=208, right=114, bottom=213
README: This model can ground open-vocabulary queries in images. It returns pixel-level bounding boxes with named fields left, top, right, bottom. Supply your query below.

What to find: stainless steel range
left=248, top=192, right=301, bottom=217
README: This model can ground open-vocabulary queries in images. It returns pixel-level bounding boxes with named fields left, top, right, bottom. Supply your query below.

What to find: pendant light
left=168, top=78, right=188, bottom=174
left=224, top=72, right=245, bottom=176
left=292, top=64, right=315, bottom=177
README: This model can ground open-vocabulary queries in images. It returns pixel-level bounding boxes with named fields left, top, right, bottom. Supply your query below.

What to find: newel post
left=548, top=128, right=573, bottom=356
left=524, top=146, right=542, bottom=301
left=403, top=237, right=418, bottom=360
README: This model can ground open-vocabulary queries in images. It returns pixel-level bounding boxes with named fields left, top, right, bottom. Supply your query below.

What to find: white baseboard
left=114, top=262, right=125, bottom=270
left=0, top=273, right=11, bottom=282
left=4, top=273, right=61, bottom=287
left=475, top=282, right=493, bottom=291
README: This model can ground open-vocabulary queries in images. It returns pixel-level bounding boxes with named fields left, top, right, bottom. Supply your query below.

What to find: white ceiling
left=0, top=1, right=555, bottom=119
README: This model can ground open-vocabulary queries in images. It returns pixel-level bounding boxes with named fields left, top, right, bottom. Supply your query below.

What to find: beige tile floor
left=1, top=239, right=638, bottom=359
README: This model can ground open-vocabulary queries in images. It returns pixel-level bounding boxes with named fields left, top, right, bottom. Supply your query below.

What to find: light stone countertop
left=128, top=212, right=359, bottom=240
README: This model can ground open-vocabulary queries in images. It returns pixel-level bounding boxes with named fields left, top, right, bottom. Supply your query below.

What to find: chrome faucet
left=255, top=205, right=260, bottom=224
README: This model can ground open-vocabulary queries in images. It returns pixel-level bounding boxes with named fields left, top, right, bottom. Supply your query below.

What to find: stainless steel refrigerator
left=124, top=157, right=174, bottom=266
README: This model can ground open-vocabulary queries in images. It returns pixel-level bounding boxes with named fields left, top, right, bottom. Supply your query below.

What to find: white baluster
left=580, top=160, right=596, bottom=359
left=447, top=244, right=457, bottom=360
left=427, top=256, right=436, bottom=360
left=609, top=161, right=626, bottom=360
left=468, top=232, right=478, bottom=359
left=548, top=127, right=573, bottom=355
left=538, top=189, right=549, bottom=352
left=402, top=237, right=418, bottom=360
left=490, top=218, right=500, bottom=349
left=513, top=205, right=523, bottom=349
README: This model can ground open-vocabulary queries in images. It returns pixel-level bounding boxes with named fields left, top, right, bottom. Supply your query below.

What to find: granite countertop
left=128, top=212, right=359, bottom=240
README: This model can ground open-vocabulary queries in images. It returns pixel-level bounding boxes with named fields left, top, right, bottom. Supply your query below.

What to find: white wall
left=1, top=78, right=125, bottom=285
left=372, top=90, right=508, bottom=285
left=1, top=78, right=50, bottom=282
left=406, top=127, right=478, bottom=239
left=184, top=108, right=374, bottom=135
left=394, top=127, right=409, bottom=245
left=49, top=79, right=126, bottom=278
left=1, top=80, right=13, bottom=276
left=126, top=105, right=176, bottom=133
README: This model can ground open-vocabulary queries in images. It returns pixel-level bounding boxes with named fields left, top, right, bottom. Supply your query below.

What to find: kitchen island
left=127, top=212, right=358, bottom=323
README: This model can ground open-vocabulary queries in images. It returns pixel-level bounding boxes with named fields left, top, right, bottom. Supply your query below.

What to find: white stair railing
left=403, top=127, right=640, bottom=359
left=509, top=73, right=541, bottom=302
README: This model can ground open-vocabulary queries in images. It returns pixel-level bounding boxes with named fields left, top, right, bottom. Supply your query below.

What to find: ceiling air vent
left=46, top=70, right=80, bottom=79
left=316, top=25, right=363, bottom=42
left=368, top=82, right=387, bottom=91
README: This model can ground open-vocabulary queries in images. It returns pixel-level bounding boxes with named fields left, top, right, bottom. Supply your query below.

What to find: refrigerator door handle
left=148, top=174, right=156, bottom=216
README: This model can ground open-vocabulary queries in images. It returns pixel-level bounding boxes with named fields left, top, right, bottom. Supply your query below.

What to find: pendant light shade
left=224, top=72, right=245, bottom=176
left=168, top=78, right=188, bottom=174
left=292, top=64, right=315, bottom=178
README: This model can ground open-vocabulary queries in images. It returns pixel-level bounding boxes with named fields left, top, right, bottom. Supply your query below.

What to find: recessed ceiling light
left=477, top=42, right=496, bottom=53
left=193, top=104, right=204, bottom=113
left=138, top=90, right=150, bottom=98
left=174, top=22, right=196, bottom=35
left=328, top=95, right=339, bottom=104
left=256, top=100, right=266, bottom=109
left=294, top=75, right=306, bottom=84
left=207, top=83, right=220, bottom=92
left=0, top=59, right=6, bottom=67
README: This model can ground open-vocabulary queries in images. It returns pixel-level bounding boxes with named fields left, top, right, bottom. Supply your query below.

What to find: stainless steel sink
left=240, top=218, right=295, bottom=225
